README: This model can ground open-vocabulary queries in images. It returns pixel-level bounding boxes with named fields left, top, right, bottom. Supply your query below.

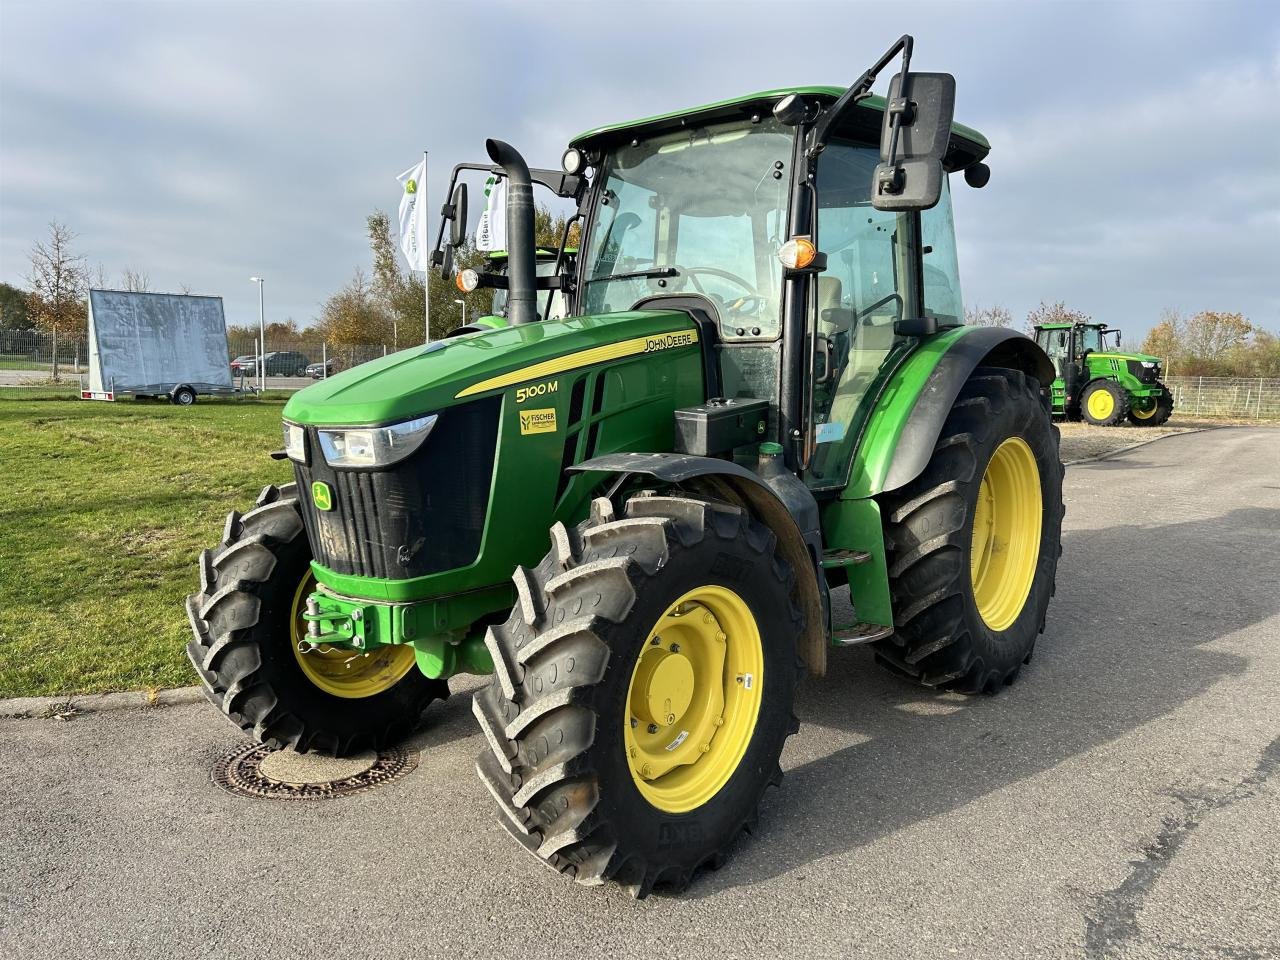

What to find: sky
left=1, top=0, right=1277, bottom=342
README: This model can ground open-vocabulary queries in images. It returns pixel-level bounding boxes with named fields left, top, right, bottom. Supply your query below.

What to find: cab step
left=821, top=548, right=871, bottom=569
left=831, top=622, right=895, bottom=646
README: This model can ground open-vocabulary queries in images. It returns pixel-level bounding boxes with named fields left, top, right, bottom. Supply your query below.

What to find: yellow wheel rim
left=970, top=437, right=1042, bottom=632
left=289, top=573, right=416, bottom=699
left=1086, top=388, right=1115, bottom=421
left=624, top=586, right=764, bottom=813
left=1130, top=400, right=1158, bottom=420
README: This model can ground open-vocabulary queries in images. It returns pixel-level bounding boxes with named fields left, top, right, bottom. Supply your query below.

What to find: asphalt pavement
left=1, top=427, right=1277, bottom=960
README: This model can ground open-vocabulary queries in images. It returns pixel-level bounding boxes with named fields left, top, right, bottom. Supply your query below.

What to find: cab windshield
left=1078, top=326, right=1104, bottom=353
left=580, top=117, right=793, bottom=338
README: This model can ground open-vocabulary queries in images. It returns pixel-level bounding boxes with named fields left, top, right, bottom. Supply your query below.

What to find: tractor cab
left=1033, top=321, right=1172, bottom=425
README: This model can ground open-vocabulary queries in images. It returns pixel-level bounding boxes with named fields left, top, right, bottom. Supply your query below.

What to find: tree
left=314, top=269, right=393, bottom=347
left=1025, top=300, right=1091, bottom=333
left=1140, top=308, right=1185, bottom=368
left=26, top=221, right=88, bottom=380
left=965, top=303, right=1014, bottom=328
left=1183, top=310, right=1252, bottom=363
left=0, top=282, right=31, bottom=331
left=120, top=268, right=151, bottom=292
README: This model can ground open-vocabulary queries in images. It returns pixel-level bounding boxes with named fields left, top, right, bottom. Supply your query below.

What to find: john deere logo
left=405, top=178, right=418, bottom=194
left=311, top=481, right=333, bottom=512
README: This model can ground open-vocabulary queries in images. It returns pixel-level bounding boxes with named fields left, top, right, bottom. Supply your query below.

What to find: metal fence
left=0, top=329, right=394, bottom=387
left=1165, top=376, right=1280, bottom=420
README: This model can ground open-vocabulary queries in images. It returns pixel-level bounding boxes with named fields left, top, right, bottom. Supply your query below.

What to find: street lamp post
left=454, top=298, right=466, bottom=328
left=249, top=277, right=265, bottom=391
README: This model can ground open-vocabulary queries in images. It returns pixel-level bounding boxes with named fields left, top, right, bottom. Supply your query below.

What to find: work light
left=317, top=415, right=438, bottom=469
left=282, top=422, right=307, bottom=463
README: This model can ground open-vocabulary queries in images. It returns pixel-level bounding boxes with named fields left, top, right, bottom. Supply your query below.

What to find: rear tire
left=1080, top=379, right=1129, bottom=426
left=171, top=386, right=196, bottom=406
left=473, top=494, right=802, bottom=896
left=186, top=483, right=447, bottom=754
left=873, top=367, right=1064, bottom=693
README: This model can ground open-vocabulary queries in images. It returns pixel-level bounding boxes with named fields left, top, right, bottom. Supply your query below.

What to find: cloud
left=2, top=0, right=1277, bottom=337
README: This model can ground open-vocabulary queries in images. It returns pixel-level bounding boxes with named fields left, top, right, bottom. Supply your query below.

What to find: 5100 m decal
left=516, top=381, right=558, bottom=403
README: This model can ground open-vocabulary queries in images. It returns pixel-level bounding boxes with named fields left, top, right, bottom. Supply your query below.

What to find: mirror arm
left=807, top=34, right=913, bottom=161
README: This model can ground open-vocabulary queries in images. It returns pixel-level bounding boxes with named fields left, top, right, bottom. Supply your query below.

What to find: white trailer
left=83, top=289, right=236, bottom=404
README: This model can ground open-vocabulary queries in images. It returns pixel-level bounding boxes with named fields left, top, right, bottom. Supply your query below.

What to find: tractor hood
left=1088, top=350, right=1162, bottom=364
left=282, top=310, right=699, bottom=426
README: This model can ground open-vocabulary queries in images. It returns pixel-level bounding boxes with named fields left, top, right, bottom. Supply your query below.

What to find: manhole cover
left=212, top=743, right=418, bottom=800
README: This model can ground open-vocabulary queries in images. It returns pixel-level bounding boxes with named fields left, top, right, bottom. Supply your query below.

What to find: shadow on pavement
left=686, top=507, right=1280, bottom=897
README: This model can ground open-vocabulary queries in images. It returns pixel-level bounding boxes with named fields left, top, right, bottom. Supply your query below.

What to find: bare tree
left=1025, top=300, right=1092, bottom=332
left=965, top=303, right=1015, bottom=328
left=26, top=222, right=88, bottom=381
left=120, top=268, right=151, bottom=292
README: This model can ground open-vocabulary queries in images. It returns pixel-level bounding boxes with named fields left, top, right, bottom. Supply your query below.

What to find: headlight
left=1141, top=361, right=1157, bottom=369
left=317, top=414, right=438, bottom=468
left=283, top=422, right=307, bottom=463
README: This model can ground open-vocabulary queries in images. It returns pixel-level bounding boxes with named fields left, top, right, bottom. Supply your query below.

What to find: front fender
left=847, top=326, right=1053, bottom=499
left=569, top=452, right=830, bottom=677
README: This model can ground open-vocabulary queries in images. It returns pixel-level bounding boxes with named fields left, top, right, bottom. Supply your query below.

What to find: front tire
left=873, top=367, right=1064, bottom=693
left=1128, top=386, right=1173, bottom=426
left=473, top=494, right=802, bottom=896
left=186, top=483, right=447, bottom=754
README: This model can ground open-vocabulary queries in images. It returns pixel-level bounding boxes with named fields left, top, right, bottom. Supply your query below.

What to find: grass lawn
left=0, top=398, right=293, bottom=698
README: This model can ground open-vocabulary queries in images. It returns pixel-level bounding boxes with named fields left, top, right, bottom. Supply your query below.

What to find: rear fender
left=847, top=326, right=1053, bottom=499
left=569, top=452, right=830, bottom=676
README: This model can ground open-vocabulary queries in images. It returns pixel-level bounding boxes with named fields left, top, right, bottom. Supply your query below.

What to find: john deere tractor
left=187, top=36, right=1063, bottom=896
left=1033, top=320, right=1173, bottom=426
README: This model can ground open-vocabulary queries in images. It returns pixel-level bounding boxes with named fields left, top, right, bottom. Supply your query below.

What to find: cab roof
left=571, top=86, right=990, bottom=170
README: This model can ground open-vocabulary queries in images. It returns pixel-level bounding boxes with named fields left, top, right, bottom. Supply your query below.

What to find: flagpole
left=430, top=146, right=435, bottom=345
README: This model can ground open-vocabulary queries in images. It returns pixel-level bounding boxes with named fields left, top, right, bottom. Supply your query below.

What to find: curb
left=0, top=686, right=204, bottom=720
left=1062, top=427, right=1208, bottom=466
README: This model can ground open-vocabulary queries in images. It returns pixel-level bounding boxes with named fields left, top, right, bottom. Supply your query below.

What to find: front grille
left=294, top=396, right=501, bottom=580
left=1127, top=359, right=1159, bottom=384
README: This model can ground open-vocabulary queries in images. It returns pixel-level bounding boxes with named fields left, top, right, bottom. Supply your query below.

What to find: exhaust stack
left=485, top=139, right=536, bottom=326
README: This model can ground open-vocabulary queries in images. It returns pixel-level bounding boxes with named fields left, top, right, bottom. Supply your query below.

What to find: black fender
left=569, top=452, right=830, bottom=676
left=880, top=327, right=1054, bottom=494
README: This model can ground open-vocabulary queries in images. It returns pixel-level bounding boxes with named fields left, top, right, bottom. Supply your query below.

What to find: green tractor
left=1032, top=321, right=1174, bottom=426
left=187, top=36, right=1063, bottom=896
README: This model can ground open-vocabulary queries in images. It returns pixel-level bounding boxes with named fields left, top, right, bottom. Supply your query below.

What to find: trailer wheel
left=172, top=386, right=197, bottom=406
left=185, top=483, right=447, bottom=754
left=474, top=495, right=802, bottom=896
left=873, top=367, right=1064, bottom=693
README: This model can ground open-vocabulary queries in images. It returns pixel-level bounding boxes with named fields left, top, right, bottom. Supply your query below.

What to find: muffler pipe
left=485, top=138, right=536, bottom=326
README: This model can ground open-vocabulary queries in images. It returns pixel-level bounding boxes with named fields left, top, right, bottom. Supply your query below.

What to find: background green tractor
left=187, top=36, right=1064, bottom=896
left=1033, top=321, right=1173, bottom=426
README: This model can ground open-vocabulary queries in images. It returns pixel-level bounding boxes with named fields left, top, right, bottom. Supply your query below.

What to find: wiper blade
left=587, top=266, right=679, bottom=285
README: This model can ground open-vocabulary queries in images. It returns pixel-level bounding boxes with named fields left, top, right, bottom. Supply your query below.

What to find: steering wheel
left=680, top=266, right=767, bottom=321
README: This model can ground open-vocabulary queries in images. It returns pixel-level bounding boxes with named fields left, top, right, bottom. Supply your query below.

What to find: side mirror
left=872, top=72, right=956, bottom=211
left=449, top=183, right=468, bottom=248
left=440, top=243, right=455, bottom=279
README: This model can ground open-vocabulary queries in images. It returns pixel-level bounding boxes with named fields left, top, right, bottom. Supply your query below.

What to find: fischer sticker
left=519, top=408, right=557, bottom=435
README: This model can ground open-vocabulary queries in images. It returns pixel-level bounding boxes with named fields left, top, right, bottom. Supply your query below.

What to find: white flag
left=397, top=158, right=430, bottom=272
left=475, top=176, right=507, bottom=252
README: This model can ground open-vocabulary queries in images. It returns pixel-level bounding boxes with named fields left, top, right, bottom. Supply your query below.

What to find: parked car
left=229, top=354, right=256, bottom=375
left=239, top=351, right=312, bottom=377
left=306, top=359, right=337, bottom=379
